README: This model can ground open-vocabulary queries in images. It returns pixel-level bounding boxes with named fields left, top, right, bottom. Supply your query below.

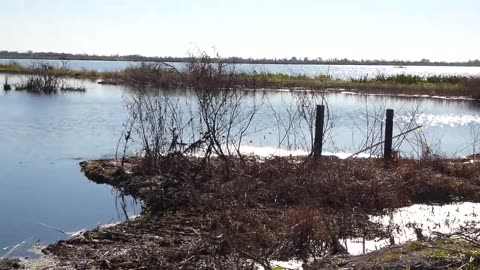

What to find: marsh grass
left=0, top=63, right=27, bottom=74
left=2, top=62, right=480, bottom=98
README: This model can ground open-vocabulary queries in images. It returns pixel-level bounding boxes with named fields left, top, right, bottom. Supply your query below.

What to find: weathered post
left=313, top=105, right=325, bottom=157
left=3, top=77, right=11, bottom=91
left=384, top=109, right=394, bottom=162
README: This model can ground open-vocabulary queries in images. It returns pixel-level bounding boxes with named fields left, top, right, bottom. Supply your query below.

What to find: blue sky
left=2, top=0, right=479, bottom=61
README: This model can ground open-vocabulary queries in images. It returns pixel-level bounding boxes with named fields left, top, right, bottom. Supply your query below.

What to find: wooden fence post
left=384, top=109, right=394, bottom=162
left=313, top=105, right=325, bottom=157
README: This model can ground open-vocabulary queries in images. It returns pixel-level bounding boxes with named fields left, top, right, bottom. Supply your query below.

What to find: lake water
left=1, top=58, right=480, bottom=80
left=1, top=73, right=480, bottom=258
left=0, top=75, right=139, bottom=258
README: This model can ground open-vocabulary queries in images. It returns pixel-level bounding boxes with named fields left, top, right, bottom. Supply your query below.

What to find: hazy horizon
left=2, top=0, right=479, bottom=62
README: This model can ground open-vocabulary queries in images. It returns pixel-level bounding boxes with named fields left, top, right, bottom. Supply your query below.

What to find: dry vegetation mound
left=41, top=155, right=480, bottom=269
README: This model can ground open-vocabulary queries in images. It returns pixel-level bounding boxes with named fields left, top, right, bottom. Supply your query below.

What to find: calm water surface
left=1, top=73, right=480, bottom=257
left=0, top=75, right=138, bottom=258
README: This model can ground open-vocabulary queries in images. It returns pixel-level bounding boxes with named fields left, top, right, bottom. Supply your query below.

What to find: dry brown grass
left=81, top=155, right=480, bottom=217
left=71, top=155, right=480, bottom=269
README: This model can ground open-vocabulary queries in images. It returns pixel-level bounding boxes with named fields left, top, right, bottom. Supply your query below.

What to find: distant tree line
left=1, top=50, right=479, bottom=67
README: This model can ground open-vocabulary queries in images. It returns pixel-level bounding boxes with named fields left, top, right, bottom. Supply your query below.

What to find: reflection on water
left=347, top=202, right=480, bottom=255
left=0, top=73, right=479, bottom=257
left=0, top=75, right=138, bottom=258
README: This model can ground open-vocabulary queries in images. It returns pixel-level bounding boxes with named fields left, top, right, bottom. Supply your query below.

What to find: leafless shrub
left=266, top=90, right=333, bottom=156
left=350, top=99, right=387, bottom=157
left=469, top=123, right=480, bottom=159
left=346, top=99, right=434, bottom=161
left=292, top=90, right=333, bottom=155
left=280, top=206, right=337, bottom=260
left=184, top=52, right=266, bottom=160
left=16, top=61, right=85, bottom=94
left=120, top=52, right=265, bottom=167
left=122, top=89, right=195, bottom=169
left=267, top=94, right=302, bottom=152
